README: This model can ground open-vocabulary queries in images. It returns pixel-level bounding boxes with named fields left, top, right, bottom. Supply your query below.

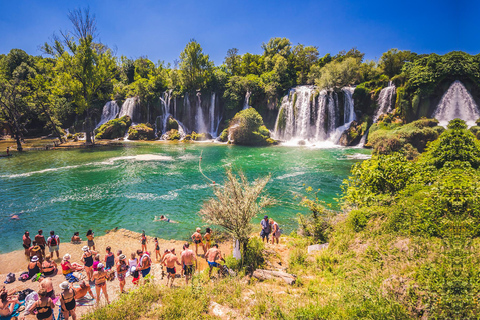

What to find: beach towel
left=75, top=296, right=95, bottom=307
left=65, top=273, right=79, bottom=283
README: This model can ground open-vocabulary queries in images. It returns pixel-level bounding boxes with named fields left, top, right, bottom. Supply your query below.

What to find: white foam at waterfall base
left=432, top=80, right=480, bottom=127
left=96, top=101, right=119, bottom=128
left=118, top=97, right=140, bottom=123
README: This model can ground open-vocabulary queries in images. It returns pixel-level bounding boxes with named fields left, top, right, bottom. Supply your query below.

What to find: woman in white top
left=128, top=252, right=138, bottom=274
left=269, top=219, right=281, bottom=244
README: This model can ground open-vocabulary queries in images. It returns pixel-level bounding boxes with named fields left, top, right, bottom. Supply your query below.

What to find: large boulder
left=95, top=116, right=132, bottom=139
left=127, top=123, right=156, bottom=140
left=228, top=108, right=275, bottom=146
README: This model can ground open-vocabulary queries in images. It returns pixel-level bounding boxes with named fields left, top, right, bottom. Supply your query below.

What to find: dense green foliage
left=340, top=119, right=480, bottom=318
left=228, top=108, right=272, bottom=146
left=367, top=118, right=444, bottom=158
left=95, top=115, right=131, bottom=139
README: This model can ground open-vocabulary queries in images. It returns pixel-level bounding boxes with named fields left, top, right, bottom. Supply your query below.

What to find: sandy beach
left=0, top=228, right=232, bottom=319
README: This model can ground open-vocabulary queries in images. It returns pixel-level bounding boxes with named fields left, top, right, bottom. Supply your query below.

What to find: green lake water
left=0, top=142, right=370, bottom=253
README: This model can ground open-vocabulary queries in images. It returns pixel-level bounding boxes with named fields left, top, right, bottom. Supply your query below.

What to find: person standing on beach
left=137, top=249, right=152, bottom=280
left=116, top=254, right=128, bottom=293
left=181, top=243, right=196, bottom=285
left=81, top=246, right=96, bottom=281
left=205, top=244, right=225, bottom=278
left=92, top=263, right=110, bottom=305
left=191, top=228, right=203, bottom=256
left=140, top=231, right=148, bottom=253
left=28, top=288, right=55, bottom=320
left=204, top=227, right=212, bottom=252
left=270, top=219, right=281, bottom=245
left=35, top=229, right=46, bottom=256
left=47, top=231, right=60, bottom=259
left=161, top=249, right=181, bottom=287
left=23, top=231, right=32, bottom=257
left=260, top=215, right=271, bottom=243
left=154, top=238, right=160, bottom=261
left=86, top=230, right=95, bottom=250
left=59, top=281, right=77, bottom=320
left=104, top=246, right=115, bottom=270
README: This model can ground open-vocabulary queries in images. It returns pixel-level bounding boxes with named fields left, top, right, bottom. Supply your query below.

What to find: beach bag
left=50, top=235, right=58, bottom=246
left=19, top=272, right=30, bottom=282
left=24, top=291, right=39, bottom=315
left=4, top=272, right=15, bottom=283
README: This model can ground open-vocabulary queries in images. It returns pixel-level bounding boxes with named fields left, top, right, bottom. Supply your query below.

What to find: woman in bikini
left=81, top=246, right=96, bottom=281
left=59, top=281, right=76, bottom=320
left=28, top=288, right=55, bottom=320
left=204, top=227, right=212, bottom=253
left=154, top=238, right=160, bottom=261
left=28, top=256, right=42, bottom=279
left=92, top=263, right=109, bottom=305
left=0, top=291, right=19, bottom=318
left=86, top=230, right=95, bottom=250
left=140, top=231, right=147, bottom=253
left=116, top=254, right=128, bottom=293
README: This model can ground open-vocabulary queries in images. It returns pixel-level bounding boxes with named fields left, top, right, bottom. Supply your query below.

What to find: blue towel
left=0, top=302, right=23, bottom=320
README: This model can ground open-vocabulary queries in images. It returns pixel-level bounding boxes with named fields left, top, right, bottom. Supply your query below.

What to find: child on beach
left=140, top=231, right=147, bottom=253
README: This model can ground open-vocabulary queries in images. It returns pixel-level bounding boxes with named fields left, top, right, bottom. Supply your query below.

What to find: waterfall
left=195, top=92, right=207, bottom=133
left=243, top=91, right=251, bottom=110
left=342, top=87, right=356, bottom=123
left=432, top=80, right=480, bottom=127
left=96, top=101, right=119, bottom=128
left=209, top=92, right=216, bottom=136
left=118, top=97, right=141, bottom=124
left=373, top=82, right=396, bottom=122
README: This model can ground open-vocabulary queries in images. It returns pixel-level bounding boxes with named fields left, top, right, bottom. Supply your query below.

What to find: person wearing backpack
left=47, top=231, right=60, bottom=259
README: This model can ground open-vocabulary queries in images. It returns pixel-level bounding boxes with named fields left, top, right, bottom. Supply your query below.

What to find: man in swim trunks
left=260, top=215, right=271, bottom=243
left=47, top=230, right=60, bottom=259
left=180, top=243, right=196, bottom=285
left=35, top=229, right=47, bottom=256
left=205, top=244, right=225, bottom=278
left=161, top=248, right=181, bottom=287
left=23, top=231, right=31, bottom=257
left=191, top=228, right=203, bottom=256
left=136, top=250, right=152, bottom=281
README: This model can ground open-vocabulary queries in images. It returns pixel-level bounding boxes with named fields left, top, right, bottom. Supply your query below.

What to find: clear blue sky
left=0, top=0, right=478, bottom=65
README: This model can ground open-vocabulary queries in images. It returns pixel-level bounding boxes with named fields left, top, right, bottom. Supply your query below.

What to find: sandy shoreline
left=0, top=229, right=232, bottom=319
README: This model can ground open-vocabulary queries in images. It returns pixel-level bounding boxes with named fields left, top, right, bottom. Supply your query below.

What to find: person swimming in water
left=154, top=215, right=178, bottom=223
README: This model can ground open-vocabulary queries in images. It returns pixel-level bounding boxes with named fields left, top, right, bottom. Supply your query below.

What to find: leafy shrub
left=229, top=108, right=272, bottom=146
left=165, top=129, right=180, bottom=140
left=166, top=117, right=179, bottom=131
left=219, top=128, right=228, bottom=142
left=127, top=123, right=155, bottom=140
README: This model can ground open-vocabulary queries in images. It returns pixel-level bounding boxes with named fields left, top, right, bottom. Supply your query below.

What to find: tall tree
left=0, top=49, right=36, bottom=151
left=43, top=8, right=117, bottom=144
left=179, top=39, right=213, bottom=92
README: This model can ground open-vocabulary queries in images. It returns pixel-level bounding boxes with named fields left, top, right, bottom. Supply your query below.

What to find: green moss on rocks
left=228, top=108, right=275, bottom=146
left=164, top=129, right=180, bottom=140
left=367, top=118, right=444, bottom=159
left=219, top=128, right=229, bottom=142
left=95, top=116, right=132, bottom=140
left=127, top=123, right=155, bottom=140
left=166, top=117, right=179, bottom=131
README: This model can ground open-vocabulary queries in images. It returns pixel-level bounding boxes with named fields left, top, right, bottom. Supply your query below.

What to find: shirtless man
left=39, top=277, right=55, bottom=299
left=191, top=228, right=203, bottom=256
left=205, top=244, right=225, bottom=278
left=137, top=250, right=152, bottom=280
left=35, top=229, right=47, bottom=256
left=161, top=248, right=181, bottom=287
left=22, top=231, right=31, bottom=257
left=74, top=281, right=94, bottom=300
left=180, top=243, right=197, bottom=285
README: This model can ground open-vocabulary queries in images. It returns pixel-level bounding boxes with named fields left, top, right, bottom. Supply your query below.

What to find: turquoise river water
left=0, top=142, right=370, bottom=253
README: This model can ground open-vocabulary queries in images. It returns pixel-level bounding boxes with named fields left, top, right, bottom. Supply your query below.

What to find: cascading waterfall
left=96, top=101, right=120, bottom=128
left=243, top=91, right=251, bottom=110
left=195, top=92, right=207, bottom=133
left=118, top=97, right=141, bottom=124
left=274, top=85, right=354, bottom=146
left=373, top=82, right=396, bottom=122
left=432, top=80, right=480, bottom=127
left=209, top=92, right=217, bottom=137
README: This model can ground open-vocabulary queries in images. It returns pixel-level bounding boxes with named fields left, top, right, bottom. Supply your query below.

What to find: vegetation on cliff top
left=228, top=108, right=274, bottom=146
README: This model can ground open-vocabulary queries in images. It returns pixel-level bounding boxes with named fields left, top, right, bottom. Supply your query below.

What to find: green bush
left=229, top=108, right=272, bottom=146
left=127, top=123, right=155, bottom=140
left=166, top=117, right=179, bottom=131
left=219, top=128, right=228, bottom=142
left=165, top=129, right=180, bottom=140
left=95, top=116, right=132, bottom=139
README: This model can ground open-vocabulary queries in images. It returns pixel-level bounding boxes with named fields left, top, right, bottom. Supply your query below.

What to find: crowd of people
left=5, top=224, right=243, bottom=320
left=4, top=217, right=282, bottom=319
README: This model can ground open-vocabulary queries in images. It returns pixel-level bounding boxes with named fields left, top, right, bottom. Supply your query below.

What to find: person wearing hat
left=260, top=215, right=271, bottom=243
left=29, top=241, right=43, bottom=262
left=27, top=256, right=42, bottom=279
left=61, top=254, right=83, bottom=275
left=92, top=263, right=109, bottom=305
left=116, top=254, right=128, bottom=293
left=81, top=246, right=96, bottom=282
left=191, top=228, right=203, bottom=256
left=59, top=281, right=77, bottom=320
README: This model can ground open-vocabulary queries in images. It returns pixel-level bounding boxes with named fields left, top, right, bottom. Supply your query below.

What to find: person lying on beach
left=74, top=280, right=94, bottom=300
left=0, top=291, right=19, bottom=317
left=71, top=232, right=82, bottom=244
left=154, top=215, right=178, bottom=223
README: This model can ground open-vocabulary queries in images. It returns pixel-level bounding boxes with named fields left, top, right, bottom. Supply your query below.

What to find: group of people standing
left=260, top=216, right=281, bottom=244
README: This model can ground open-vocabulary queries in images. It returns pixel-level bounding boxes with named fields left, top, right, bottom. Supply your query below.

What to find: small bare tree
left=199, top=168, right=274, bottom=256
